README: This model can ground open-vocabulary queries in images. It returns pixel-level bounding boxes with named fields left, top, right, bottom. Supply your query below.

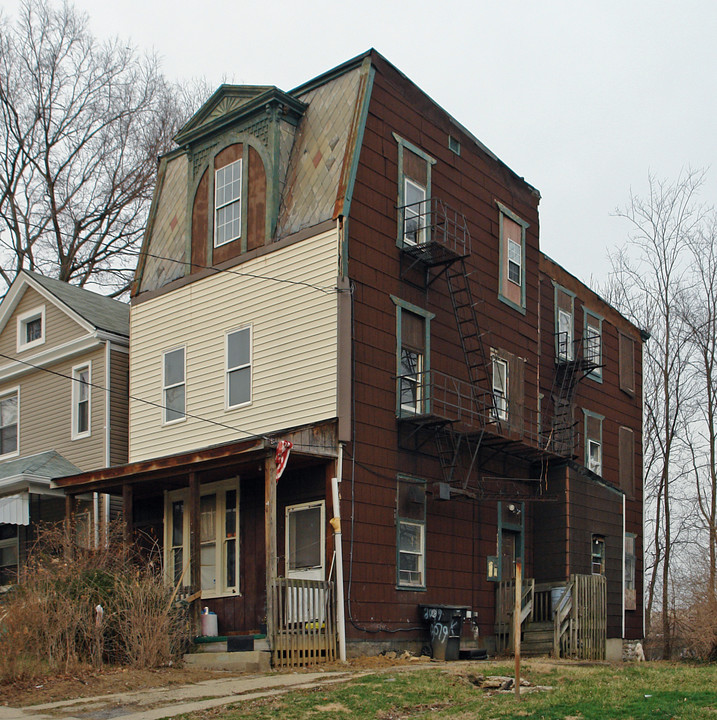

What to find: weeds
left=0, top=522, right=190, bottom=682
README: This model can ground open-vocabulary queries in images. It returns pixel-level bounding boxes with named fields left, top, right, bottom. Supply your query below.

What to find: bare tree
left=682, top=214, right=717, bottom=604
left=0, top=0, right=190, bottom=295
left=607, top=169, right=707, bottom=657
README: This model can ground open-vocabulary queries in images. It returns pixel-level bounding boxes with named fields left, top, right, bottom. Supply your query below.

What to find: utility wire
left=0, top=350, right=265, bottom=442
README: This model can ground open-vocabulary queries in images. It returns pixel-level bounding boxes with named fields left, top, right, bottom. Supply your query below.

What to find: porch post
left=122, top=484, right=133, bottom=547
left=514, top=560, right=522, bottom=700
left=189, top=472, right=201, bottom=630
left=264, top=452, right=277, bottom=646
left=64, top=493, right=76, bottom=558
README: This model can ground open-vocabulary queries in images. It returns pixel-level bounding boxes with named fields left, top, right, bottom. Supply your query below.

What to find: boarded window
left=619, top=332, right=635, bottom=395
left=619, top=426, right=635, bottom=496
left=625, top=533, right=637, bottom=610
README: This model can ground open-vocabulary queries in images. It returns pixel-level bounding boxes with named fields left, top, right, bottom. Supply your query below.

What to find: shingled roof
left=24, top=271, right=129, bottom=337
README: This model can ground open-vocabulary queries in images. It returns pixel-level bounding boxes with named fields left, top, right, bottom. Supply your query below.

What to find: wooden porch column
left=64, top=493, right=76, bottom=558
left=264, top=452, right=277, bottom=645
left=122, top=484, right=133, bottom=547
left=189, top=472, right=201, bottom=629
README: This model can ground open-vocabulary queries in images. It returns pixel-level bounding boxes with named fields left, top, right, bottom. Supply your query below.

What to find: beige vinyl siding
left=1, top=345, right=107, bottom=470
left=130, top=228, right=340, bottom=461
left=0, top=286, right=89, bottom=360
left=109, top=348, right=129, bottom=466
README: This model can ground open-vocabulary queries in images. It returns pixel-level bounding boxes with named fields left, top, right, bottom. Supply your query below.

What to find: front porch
left=55, top=421, right=343, bottom=669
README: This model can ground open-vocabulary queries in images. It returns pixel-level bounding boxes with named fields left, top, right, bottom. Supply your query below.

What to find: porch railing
left=270, top=577, right=337, bottom=668
left=495, top=576, right=535, bottom=653
left=554, top=574, right=606, bottom=660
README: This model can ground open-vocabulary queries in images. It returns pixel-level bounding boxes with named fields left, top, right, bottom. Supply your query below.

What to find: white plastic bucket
left=201, top=611, right=218, bottom=636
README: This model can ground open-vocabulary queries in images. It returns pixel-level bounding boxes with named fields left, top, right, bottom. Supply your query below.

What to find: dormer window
left=17, top=306, right=45, bottom=352
left=214, top=159, right=242, bottom=247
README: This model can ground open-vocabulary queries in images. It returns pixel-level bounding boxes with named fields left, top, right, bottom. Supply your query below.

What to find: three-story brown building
left=58, top=50, right=643, bottom=664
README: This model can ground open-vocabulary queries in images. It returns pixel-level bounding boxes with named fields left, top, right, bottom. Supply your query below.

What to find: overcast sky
left=5, top=0, right=716, bottom=289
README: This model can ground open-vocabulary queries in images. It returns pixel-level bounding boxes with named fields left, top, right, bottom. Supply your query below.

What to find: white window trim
left=285, top=500, right=326, bottom=576
left=214, top=158, right=242, bottom=248
left=397, top=519, right=425, bottom=588
left=0, top=526, right=19, bottom=581
left=225, top=326, right=252, bottom=410
left=492, top=356, right=509, bottom=421
left=162, top=346, right=186, bottom=425
left=71, top=361, right=92, bottom=440
left=16, top=305, right=46, bottom=352
left=402, top=177, right=427, bottom=247
left=507, top=238, right=522, bottom=286
left=0, top=386, right=20, bottom=460
left=164, top=478, right=240, bottom=599
left=588, top=438, right=602, bottom=475
left=557, top=308, right=574, bottom=361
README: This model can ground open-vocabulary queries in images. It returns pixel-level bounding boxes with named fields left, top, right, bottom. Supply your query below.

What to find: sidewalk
left=0, top=669, right=360, bottom=720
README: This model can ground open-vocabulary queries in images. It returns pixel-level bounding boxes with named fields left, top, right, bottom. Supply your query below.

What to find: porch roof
left=54, top=422, right=339, bottom=496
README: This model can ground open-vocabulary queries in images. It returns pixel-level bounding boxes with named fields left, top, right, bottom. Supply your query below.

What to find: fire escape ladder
left=439, top=258, right=494, bottom=489
left=445, top=259, right=492, bottom=394
left=546, top=333, right=600, bottom=456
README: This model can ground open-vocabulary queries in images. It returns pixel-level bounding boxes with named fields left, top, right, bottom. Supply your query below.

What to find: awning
left=0, top=492, right=29, bottom=525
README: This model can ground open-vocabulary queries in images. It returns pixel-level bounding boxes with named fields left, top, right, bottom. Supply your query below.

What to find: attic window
left=448, top=135, right=461, bottom=155
left=214, top=159, right=242, bottom=247
left=17, top=306, right=45, bottom=352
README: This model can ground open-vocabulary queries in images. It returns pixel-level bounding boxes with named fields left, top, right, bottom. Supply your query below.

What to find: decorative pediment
left=175, top=85, right=306, bottom=147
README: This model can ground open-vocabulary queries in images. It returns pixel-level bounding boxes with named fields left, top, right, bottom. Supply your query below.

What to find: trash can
left=551, top=586, right=567, bottom=613
left=419, top=605, right=469, bottom=661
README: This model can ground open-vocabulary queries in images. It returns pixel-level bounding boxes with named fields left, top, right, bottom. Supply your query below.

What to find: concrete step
left=184, top=650, right=271, bottom=672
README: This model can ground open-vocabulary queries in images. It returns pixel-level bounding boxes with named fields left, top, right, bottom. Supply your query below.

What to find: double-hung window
left=226, top=327, right=251, bottom=409
left=16, top=306, right=45, bottom=352
left=392, top=297, right=433, bottom=417
left=403, top=178, right=427, bottom=246
left=583, top=409, right=604, bottom=476
left=394, top=134, right=435, bottom=250
left=72, top=364, right=91, bottom=438
left=554, top=284, right=575, bottom=361
left=397, top=477, right=426, bottom=589
left=497, top=202, right=528, bottom=314
left=583, top=309, right=603, bottom=379
left=0, top=390, right=18, bottom=458
left=492, top=356, right=509, bottom=421
left=214, top=159, right=242, bottom=247
left=163, top=347, right=185, bottom=424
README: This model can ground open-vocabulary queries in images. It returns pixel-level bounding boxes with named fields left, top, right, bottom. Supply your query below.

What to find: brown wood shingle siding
left=343, top=59, right=543, bottom=639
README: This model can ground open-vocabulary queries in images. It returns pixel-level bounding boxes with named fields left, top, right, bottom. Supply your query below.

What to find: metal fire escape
left=397, top=197, right=494, bottom=490
left=543, top=332, right=602, bottom=457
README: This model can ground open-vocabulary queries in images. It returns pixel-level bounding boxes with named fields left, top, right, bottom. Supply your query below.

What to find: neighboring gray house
left=0, top=271, right=129, bottom=583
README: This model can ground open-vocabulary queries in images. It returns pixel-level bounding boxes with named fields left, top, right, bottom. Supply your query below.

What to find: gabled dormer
left=135, top=85, right=306, bottom=296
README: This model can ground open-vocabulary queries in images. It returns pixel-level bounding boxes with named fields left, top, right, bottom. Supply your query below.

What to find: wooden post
left=514, top=560, right=522, bottom=700
left=265, top=451, right=278, bottom=649
left=189, top=472, right=201, bottom=631
left=122, top=484, right=133, bottom=547
left=64, top=494, right=76, bottom=559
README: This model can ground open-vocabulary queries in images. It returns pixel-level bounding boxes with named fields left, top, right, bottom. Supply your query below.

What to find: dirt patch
left=0, top=666, right=230, bottom=707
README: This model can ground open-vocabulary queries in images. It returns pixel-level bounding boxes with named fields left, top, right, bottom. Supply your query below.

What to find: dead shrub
left=0, top=522, right=190, bottom=683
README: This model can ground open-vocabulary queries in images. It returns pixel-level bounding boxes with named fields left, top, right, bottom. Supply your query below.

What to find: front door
left=285, top=501, right=325, bottom=623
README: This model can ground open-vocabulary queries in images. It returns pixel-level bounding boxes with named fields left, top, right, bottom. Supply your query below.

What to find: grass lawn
left=180, top=660, right=717, bottom=720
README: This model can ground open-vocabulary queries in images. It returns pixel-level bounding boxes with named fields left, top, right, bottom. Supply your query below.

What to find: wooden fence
left=270, top=577, right=337, bottom=668
left=554, top=574, right=606, bottom=660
